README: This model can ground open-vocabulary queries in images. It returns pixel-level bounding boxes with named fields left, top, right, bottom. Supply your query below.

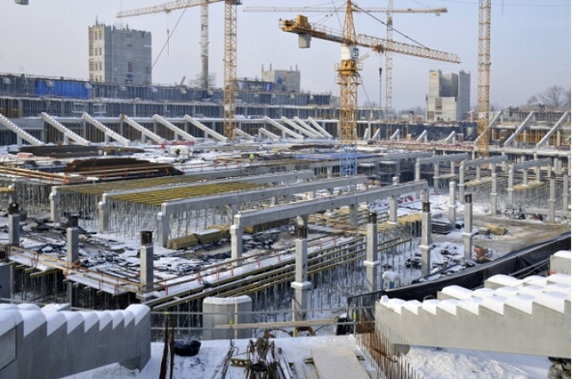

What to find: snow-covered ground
left=64, top=336, right=551, bottom=378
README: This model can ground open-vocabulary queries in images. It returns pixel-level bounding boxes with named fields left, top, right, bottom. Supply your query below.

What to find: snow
left=126, top=304, right=149, bottom=325
left=437, top=299, right=459, bottom=315
left=404, top=346, right=551, bottom=379
left=533, top=291, right=567, bottom=313
left=480, top=295, right=508, bottom=315
left=95, top=311, right=112, bottom=331
left=486, top=274, right=523, bottom=288
left=543, top=283, right=571, bottom=295
left=19, top=310, right=46, bottom=336
left=0, top=312, right=18, bottom=336
left=44, top=312, right=67, bottom=335
left=457, top=298, right=482, bottom=315
left=79, top=312, right=99, bottom=332
left=506, top=294, right=535, bottom=315
left=441, top=285, right=473, bottom=300
left=547, top=273, right=571, bottom=286
left=62, top=312, right=83, bottom=334
left=554, top=250, right=571, bottom=259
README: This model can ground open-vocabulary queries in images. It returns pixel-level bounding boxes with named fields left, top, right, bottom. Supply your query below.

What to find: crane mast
left=477, top=0, right=491, bottom=156
left=224, top=0, right=238, bottom=140
left=385, top=0, right=394, bottom=115
left=117, top=0, right=239, bottom=140
left=338, top=0, right=360, bottom=144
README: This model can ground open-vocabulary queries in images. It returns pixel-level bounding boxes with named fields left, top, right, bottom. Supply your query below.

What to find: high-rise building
left=426, top=70, right=470, bottom=122
left=261, top=65, right=301, bottom=92
left=88, top=23, right=152, bottom=85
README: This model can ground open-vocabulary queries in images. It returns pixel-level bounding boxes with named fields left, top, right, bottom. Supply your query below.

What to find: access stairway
left=376, top=250, right=571, bottom=359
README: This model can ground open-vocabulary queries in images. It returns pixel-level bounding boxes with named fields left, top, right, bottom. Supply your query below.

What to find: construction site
left=0, top=0, right=570, bottom=378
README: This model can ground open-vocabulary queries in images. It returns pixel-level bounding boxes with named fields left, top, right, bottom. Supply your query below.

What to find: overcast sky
left=0, top=0, right=570, bottom=111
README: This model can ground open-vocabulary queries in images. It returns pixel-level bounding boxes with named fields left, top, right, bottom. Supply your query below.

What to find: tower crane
left=246, top=5, right=447, bottom=116
left=477, top=0, right=491, bottom=156
left=117, top=0, right=240, bottom=140
left=280, top=0, right=460, bottom=146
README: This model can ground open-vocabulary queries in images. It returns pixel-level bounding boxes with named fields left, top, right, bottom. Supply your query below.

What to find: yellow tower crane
left=477, top=0, right=491, bottom=156
left=117, top=0, right=241, bottom=140
left=280, top=0, right=460, bottom=158
left=244, top=5, right=447, bottom=117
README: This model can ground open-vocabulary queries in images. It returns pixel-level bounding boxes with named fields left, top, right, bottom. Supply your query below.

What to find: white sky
left=0, top=0, right=570, bottom=111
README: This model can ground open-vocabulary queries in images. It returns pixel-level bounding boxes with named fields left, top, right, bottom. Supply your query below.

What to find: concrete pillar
left=7, top=182, right=16, bottom=204
left=326, top=166, right=333, bottom=179
left=563, top=173, right=569, bottom=214
left=491, top=172, right=498, bottom=215
left=0, top=262, right=13, bottom=300
left=97, top=200, right=109, bottom=233
left=291, top=225, right=312, bottom=322
left=448, top=180, right=456, bottom=227
left=364, top=212, right=379, bottom=292
left=230, top=224, right=243, bottom=262
left=66, top=215, right=79, bottom=305
left=228, top=204, right=238, bottom=220
left=389, top=176, right=399, bottom=224
left=463, top=194, right=473, bottom=260
left=49, top=189, right=60, bottom=223
left=8, top=203, right=20, bottom=247
left=415, top=159, right=421, bottom=181
left=450, top=160, right=455, bottom=176
left=548, top=171, right=556, bottom=223
left=419, top=191, right=432, bottom=276
left=476, top=165, right=481, bottom=180
left=157, top=212, right=169, bottom=248
left=66, top=216, right=79, bottom=267
left=507, top=164, right=514, bottom=211
left=502, top=152, right=508, bottom=172
left=458, top=162, right=466, bottom=202
left=139, top=231, right=154, bottom=294
left=522, top=168, right=528, bottom=186
left=395, top=161, right=401, bottom=179
left=433, top=163, right=439, bottom=189
left=349, top=204, right=359, bottom=226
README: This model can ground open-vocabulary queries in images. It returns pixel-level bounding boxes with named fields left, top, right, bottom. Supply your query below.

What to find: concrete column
left=476, top=165, right=481, bottom=180
left=507, top=164, right=514, bottom=211
left=548, top=170, right=556, bottom=223
left=463, top=194, right=473, bottom=260
left=139, top=231, right=154, bottom=294
left=230, top=224, right=243, bottom=262
left=326, top=166, right=333, bottom=179
left=433, top=163, right=439, bottom=189
left=388, top=176, right=399, bottom=224
left=395, top=161, right=401, bottom=179
left=419, top=191, right=432, bottom=276
left=448, top=180, right=456, bottom=227
left=228, top=204, right=238, bottom=220
left=491, top=172, right=498, bottom=215
left=66, top=215, right=79, bottom=305
left=349, top=204, right=359, bottom=226
left=0, top=263, right=13, bottom=300
left=450, top=161, right=455, bottom=176
left=49, top=189, right=60, bottom=223
left=415, top=159, right=421, bottom=181
left=522, top=168, right=528, bottom=186
left=7, top=182, right=16, bottom=204
left=563, top=173, right=569, bottom=214
left=459, top=162, right=466, bottom=202
left=8, top=203, right=20, bottom=247
left=364, top=212, right=379, bottom=292
left=291, top=225, right=311, bottom=322
left=66, top=216, right=79, bottom=267
left=97, top=200, right=109, bottom=233
left=157, top=212, right=169, bottom=248
left=501, top=152, right=508, bottom=172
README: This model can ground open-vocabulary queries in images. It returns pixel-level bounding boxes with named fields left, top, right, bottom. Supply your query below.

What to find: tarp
left=35, top=80, right=90, bottom=99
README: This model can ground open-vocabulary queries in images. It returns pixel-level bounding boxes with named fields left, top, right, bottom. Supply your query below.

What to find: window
left=128, top=62, right=133, bottom=73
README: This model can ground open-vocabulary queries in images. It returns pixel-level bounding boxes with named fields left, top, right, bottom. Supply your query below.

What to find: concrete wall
left=0, top=303, right=151, bottom=379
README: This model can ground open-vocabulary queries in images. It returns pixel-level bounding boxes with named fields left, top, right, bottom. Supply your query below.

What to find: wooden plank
left=311, top=346, right=370, bottom=379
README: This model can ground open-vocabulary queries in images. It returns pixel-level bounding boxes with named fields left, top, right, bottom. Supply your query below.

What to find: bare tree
left=537, top=85, right=568, bottom=109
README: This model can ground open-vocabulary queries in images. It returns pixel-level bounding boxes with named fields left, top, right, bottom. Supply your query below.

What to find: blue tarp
left=35, top=80, right=90, bottom=99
